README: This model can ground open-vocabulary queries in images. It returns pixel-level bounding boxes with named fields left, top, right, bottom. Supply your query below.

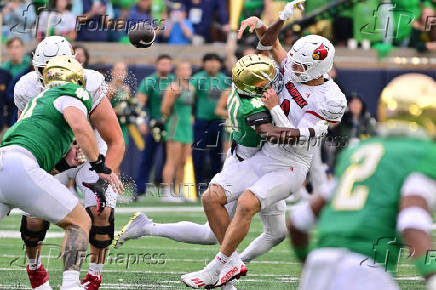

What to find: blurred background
left=0, top=0, right=435, bottom=201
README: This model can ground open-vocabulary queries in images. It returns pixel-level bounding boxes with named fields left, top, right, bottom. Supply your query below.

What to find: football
left=128, top=22, right=156, bottom=48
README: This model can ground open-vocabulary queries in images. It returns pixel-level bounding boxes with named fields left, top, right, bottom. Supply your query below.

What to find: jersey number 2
left=332, top=143, right=385, bottom=210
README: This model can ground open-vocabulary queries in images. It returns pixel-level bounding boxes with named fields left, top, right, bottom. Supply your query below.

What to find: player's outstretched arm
left=64, top=106, right=99, bottom=162
left=258, top=1, right=304, bottom=63
left=90, top=97, right=125, bottom=172
left=238, top=16, right=267, bottom=40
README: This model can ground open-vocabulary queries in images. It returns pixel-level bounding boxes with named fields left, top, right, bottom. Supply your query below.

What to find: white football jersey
left=14, top=69, right=109, bottom=154
left=261, top=58, right=346, bottom=171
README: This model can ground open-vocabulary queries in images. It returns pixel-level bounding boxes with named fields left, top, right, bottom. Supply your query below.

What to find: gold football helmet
left=43, top=55, right=85, bottom=88
left=232, top=54, right=282, bottom=96
left=378, top=73, right=436, bottom=138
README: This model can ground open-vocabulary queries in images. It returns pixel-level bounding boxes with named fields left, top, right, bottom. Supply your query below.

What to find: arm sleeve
left=54, top=95, right=88, bottom=116
left=270, top=105, right=294, bottom=127
left=401, top=173, right=436, bottom=210
left=245, top=111, right=272, bottom=127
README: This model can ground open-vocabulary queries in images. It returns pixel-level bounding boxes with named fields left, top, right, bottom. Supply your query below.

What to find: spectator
left=191, top=53, right=230, bottom=190
left=410, top=5, right=436, bottom=52
left=182, top=0, right=229, bottom=43
left=163, top=3, right=193, bottom=45
left=37, top=0, right=77, bottom=41
left=5, top=61, right=32, bottom=126
left=2, top=0, right=37, bottom=43
left=135, top=54, right=175, bottom=196
left=161, top=61, right=194, bottom=201
left=72, top=0, right=114, bottom=41
left=107, top=62, right=132, bottom=145
left=73, top=45, right=89, bottom=67
left=328, top=93, right=376, bottom=168
left=0, top=68, right=12, bottom=134
left=1, top=37, right=32, bottom=79
left=127, top=0, right=152, bottom=30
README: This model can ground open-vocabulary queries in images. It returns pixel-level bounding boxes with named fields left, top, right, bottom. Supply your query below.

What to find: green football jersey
left=1, top=83, right=92, bottom=172
left=317, top=137, right=436, bottom=271
left=227, top=86, right=267, bottom=148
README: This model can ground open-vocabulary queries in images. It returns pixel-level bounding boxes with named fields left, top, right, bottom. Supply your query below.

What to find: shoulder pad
left=84, top=69, right=104, bottom=94
left=84, top=69, right=107, bottom=111
left=317, top=82, right=347, bottom=122
left=14, top=71, right=43, bottom=111
left=245, top=111, right=272, bottom=127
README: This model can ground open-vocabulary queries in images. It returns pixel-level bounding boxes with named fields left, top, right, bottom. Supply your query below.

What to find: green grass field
left=0, top=198, right=427, bottom=289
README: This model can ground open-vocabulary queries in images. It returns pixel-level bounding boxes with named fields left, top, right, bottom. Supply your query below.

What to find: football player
left=115, top=54, right=327, bottom=290
left=291, top=74, right=436, bottom=290
left=14, top=36, right=125, bottom=290
left=0, top=55, right=120, bottom=290
left=181, top=2, right=346, bottom=288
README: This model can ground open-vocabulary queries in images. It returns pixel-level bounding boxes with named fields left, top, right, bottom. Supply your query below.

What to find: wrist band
left=255, top=19, right=264, bottom=29
left=299, top=128, right=310, bottom=138
left=256, top=41, right=273, bottom=51
left=90, top=154, right=112, bottom=174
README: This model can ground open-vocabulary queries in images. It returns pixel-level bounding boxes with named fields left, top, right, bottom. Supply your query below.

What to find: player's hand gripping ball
left=128, top=22, right=156, bottom=48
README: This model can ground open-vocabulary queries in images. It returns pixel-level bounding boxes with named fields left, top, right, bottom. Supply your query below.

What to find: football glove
left=89, top=154, right=112, bottom=174
left=83, top=179, right=108, bottom=215
left=278, top=0, right=305, bottom=21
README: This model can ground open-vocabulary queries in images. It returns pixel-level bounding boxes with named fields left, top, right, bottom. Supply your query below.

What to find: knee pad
left=86, top=207, right=114, bottom=249
left=20, top=216, right=50, bottom=247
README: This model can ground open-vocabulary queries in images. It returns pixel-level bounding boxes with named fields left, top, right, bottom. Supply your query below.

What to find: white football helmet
left=32, top=36, right=74, bottom=79
left=286, top=35, right=335, bottom=83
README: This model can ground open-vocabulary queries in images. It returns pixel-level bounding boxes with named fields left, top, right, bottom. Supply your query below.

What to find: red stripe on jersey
left=306, top=111, right=338, bottom=124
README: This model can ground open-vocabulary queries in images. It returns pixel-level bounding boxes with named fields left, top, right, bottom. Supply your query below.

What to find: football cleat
left=181, top=265, right=220, bottom=289
left=113, top=212, right=152, bottom=248
left=216, top=256, right=247, bottom=287
left=81, top=273, right=102, bottom=290
left=27, top=264, right=52, bottom=290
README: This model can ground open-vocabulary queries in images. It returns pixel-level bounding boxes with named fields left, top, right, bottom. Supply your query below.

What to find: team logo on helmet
left=312, top=44, right=328, bottom=60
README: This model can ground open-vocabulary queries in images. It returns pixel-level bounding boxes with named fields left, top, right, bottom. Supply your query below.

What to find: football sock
left=28, top=256, right=41, bottom=270
left=150, top=222, right=217, bottom=244
left=88, top=263, right=103, bottom=277
left=61, top=270, right=80, bottom=288
left=208, top=252, right=229, bottom=274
